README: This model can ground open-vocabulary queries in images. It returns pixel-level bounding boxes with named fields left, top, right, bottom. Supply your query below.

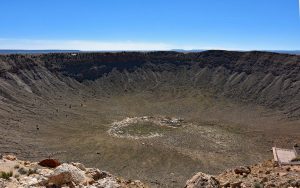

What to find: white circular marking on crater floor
left=108, top=116, right=184, bottom=139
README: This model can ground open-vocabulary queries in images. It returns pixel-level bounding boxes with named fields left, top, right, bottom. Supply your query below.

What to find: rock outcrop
left=0, top=155, right=147, bottom=188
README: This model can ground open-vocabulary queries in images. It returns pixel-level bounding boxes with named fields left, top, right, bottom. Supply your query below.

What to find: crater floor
left=1, top=90, right=299, bottom=187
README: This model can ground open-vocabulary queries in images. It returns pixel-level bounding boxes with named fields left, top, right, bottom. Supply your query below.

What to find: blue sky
left=0, top=0, right=300, bottom=50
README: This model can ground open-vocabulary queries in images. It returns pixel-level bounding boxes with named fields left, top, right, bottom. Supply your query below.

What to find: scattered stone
left=260, top=177, right=268, bottom=183
left=234, top=166, right=251, bottom=175
left=36, top=168, right=53, bottom=177
left=24, top=161, right=31, bottom=166
left=3, top=155, right=17, bottom=161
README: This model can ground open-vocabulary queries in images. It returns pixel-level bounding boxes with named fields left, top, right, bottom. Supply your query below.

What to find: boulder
left=47, top=163, right=86, bottom=186
left=38, top=159, right=61, bottom=168
left=185, top=172, right=220, bottom=188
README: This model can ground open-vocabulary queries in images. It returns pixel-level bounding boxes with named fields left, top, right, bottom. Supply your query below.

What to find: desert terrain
left=0, top=50, right=299, bottom=187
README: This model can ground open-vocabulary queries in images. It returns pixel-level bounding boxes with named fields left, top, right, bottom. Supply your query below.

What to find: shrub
left=0, top=171, right=13, bottom=180
left=18, top=167, right=28, bottom=175
left=253, top=182, right=264, bottom=188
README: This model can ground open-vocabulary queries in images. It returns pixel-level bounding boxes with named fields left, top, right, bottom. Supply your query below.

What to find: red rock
left=38, top=159, right=61, bottom=168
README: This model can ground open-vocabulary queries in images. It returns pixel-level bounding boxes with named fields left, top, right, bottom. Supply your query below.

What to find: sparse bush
left=0, top=171, right=13, bottom=180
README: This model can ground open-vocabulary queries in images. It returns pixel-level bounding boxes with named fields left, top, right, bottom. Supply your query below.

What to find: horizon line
left=0, top=49, right=300, bottom=52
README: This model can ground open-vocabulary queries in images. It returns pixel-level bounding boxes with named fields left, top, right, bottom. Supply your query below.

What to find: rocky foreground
left=1, top=155, right=300, bottom=188
left=186, top=160, right=300, bottom=188
left=0, top=155, right=146, bottom=188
